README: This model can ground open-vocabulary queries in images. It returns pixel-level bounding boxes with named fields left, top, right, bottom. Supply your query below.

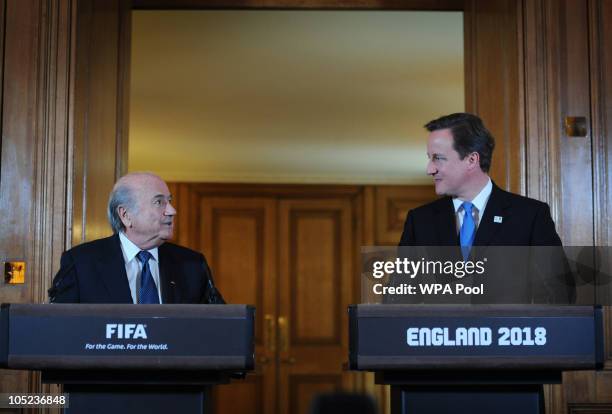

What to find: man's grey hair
left=107, top=182, right=138, bottom=234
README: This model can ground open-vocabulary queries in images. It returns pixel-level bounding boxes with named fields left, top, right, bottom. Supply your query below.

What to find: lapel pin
left=494, top=216, right=503, bottom=223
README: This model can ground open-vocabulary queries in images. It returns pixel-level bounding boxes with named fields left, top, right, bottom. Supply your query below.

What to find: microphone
left=206, top=277, right=225, bottom=304
left=48, top=260, right=76, bottom=303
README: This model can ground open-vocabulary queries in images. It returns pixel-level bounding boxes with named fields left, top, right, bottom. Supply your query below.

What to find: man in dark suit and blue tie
left=49, top=172, right=224, bottom=304
left=399, top=113, right=574, bottom=303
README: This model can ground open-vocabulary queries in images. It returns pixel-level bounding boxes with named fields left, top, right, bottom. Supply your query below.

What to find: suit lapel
left=473, top=183, right=511, bottom=246
left=159, top=244, right=179, bottom=304
left=434, top=197, right=458, bottom=245
left=94, top=235, right=133, bottom=303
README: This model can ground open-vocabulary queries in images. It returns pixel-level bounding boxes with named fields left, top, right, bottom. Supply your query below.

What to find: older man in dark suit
left=49, top=172, right=224, bottom=304
left=399, top=113, right=574, bottom=303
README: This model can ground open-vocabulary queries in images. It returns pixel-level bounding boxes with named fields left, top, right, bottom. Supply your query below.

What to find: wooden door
left=195, top=191, right=358, bottom=414
left=277, top=198, right=355, bottom=414
left=200, top=197, right=278, bottom=414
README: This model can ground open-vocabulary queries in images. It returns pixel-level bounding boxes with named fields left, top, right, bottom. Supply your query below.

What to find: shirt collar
left=452, top=178, right=493, bottom=213
left=118, top=232, right=159, bottom=263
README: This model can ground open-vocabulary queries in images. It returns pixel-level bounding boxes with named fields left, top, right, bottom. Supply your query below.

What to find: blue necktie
left=136, top=250, right=160, bottom=304
left=460, top=202, right=476, bottom=261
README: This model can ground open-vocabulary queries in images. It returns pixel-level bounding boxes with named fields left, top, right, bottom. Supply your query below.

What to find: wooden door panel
left=214, top=376, right=265, bottom=414
left=200, top=197, right=277, bottom=414
left=208, top=211, right=264, bottom=305
left=291, top=211, right=342, bottom=344
left=374, top=185, right=437, bottom=245
left=289, top=374, right=342, bottom=414
left=279, top=198, right=354, bottom=414
left=595, top=371, right=612, bottom=401
left=464, top=0, right=522, bottom=194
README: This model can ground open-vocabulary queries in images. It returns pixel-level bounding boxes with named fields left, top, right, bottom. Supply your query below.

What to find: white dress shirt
left=118, top=232, right=163, bottom=304
left=452, top=178, right=493, bottom=232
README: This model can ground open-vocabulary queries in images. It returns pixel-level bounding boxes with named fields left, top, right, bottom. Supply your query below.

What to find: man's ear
left=118, top=206, right=132, bottom=228
left=467, top=152, right=481, bottom=170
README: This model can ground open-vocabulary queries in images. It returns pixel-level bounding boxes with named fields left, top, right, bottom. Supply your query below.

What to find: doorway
left=164, top=182, right=437, bottom=414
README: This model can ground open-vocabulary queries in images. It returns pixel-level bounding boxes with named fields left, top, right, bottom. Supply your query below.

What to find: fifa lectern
left=0, top=303, right=254, bottom=414
left=349, top=305, right=603, bottom=414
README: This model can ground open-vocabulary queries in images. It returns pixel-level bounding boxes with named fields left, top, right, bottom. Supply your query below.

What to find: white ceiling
left=129, top=10, right=464, bottom=184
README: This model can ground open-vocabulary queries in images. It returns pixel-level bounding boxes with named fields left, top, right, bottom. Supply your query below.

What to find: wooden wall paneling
left=0, top=0, right=43, bottom=397
left=0, top=0, right=75, bottom=399
left=188, top=182, right=362, bottom=199
left=362, top=186, right=376, bottom=247
left=568, top=403, right=612, bottom=414
left=354, top=187, right=370, bottom=307
left=166, top=182, right=179, bottom=241
left=39, top=0, right=75, bottom=302
left=0, top=0, right=40, bottom=397
left=545, top=380, right=567, bottom=414
left=352, top=187, right=367, bottom=391
left=595, top=369, right=612, bottom=401
left=71, top=0, right=122, bottom=245
left=278, top=198, right=354, bottom=414
left=374, top=185, right=437, bottom=245
left=0, top=0, right=40, bottom=311
left=590, top=0, right=612, bottom=252
left=187, top=183, right=201, bottom=250
left=547, top=0, right=596, bottom=304
left=351, top=187, right=367, bottom=394
left=546, top=0, right=593, bottom=247
left=462, top=0, right=475, bottom=114
left=464, top=0, right=524, bottom=194
left=589, top=0, right=612, bottom=369
left=167, top=182, right=199, bottom=250
left=589, top=0, right=612, bottom=403
left=200, top=196, right=277, bottom=414
left=523, top=0, right=607, bottom=412
left=33, top=21, right=76, bottom=414
left=115, top=0, right=131, bottom=178
left=361, top=185, right=389, bottom=413
left=70, top=0, right=86, bottom=245
left=166, top=182, right=180, bottom=234
left=563, top=370, right=597, bottom=404
left=523, top=0, right=553, bottom=203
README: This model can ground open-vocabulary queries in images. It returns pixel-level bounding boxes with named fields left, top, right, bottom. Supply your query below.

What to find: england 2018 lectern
left=0, top=303, right=254, bottom=414
left=349, top=305, right=603, bottom=414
